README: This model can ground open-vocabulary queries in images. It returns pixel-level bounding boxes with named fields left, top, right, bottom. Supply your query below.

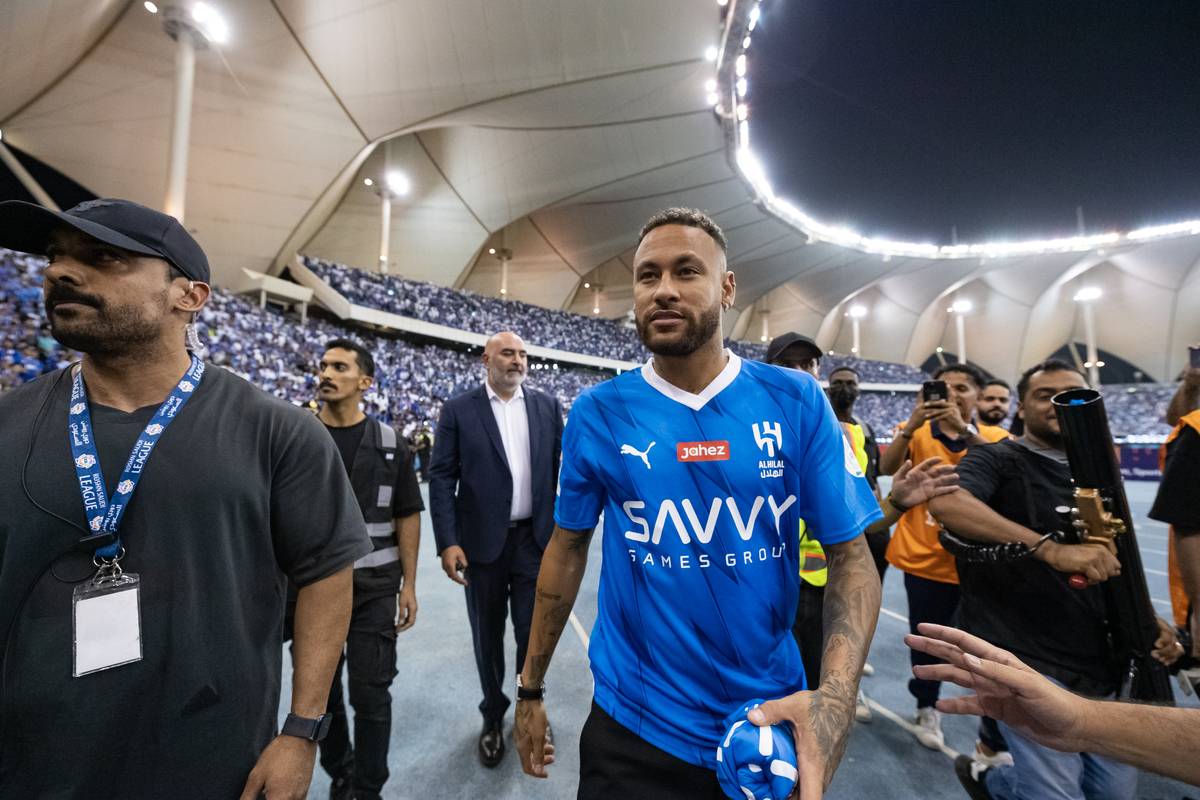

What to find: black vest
left=348, top=418, right=405, bottom=596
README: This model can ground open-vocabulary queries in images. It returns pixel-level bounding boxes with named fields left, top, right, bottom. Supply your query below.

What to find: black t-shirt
left=1149, top=425, right=1200, bottom=532
left=0, top=365, right=370, bottom=797
left=953, top=439, right=1119, bottom=697
left=323, top=419, right=424, bottom=520
left=327, top=417, right=368, bottom=471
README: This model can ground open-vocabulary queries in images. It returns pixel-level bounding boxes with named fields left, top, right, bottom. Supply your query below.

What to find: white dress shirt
left=486, top=382, right=533, bottom=521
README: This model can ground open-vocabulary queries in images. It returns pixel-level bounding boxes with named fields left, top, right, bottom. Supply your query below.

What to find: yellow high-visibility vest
left=799, top=421, right=871, bottom=588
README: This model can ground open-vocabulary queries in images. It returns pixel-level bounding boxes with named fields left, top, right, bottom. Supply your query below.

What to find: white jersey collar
left=640, top=349, right=742, bottom=411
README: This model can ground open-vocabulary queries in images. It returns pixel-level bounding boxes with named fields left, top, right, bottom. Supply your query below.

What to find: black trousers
left=464, top=520, right=541, bottom=726
left=578, top=702, right=725, bottom=800
left=284, top=592, right=398, bottom=800
left=792, top=580, right=825, bottom=686
left=904, top=572, right=960, bottom=708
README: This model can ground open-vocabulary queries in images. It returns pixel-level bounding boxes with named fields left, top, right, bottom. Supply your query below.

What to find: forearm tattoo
left=815, top=536, right=882, bottom=785
left=522, top=528, right=594, bottom=685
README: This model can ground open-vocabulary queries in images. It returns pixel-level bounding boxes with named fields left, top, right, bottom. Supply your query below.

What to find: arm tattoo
left=814, top=535, right=882, bottom=786
left=520, top=527, right=594, bottom=687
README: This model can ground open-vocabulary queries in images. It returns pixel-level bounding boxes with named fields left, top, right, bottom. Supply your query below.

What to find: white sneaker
left=914, top=707, right=944, bottom=750
left=861, top=661, right=875, bottom=677
left=855, top=688, right=872, bottom=723
left=973, top=739, right=1014, bottom=769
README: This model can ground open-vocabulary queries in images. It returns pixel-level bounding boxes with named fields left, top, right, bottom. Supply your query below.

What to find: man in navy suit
left=429, top=331, right=564, bottom=767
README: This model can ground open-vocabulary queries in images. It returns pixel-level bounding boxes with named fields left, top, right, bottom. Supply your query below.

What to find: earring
left=185, top=322, right=204, bottom=353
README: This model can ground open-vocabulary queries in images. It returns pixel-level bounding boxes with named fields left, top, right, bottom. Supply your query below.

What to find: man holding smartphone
left=879, top=362, right=1008, bottom=749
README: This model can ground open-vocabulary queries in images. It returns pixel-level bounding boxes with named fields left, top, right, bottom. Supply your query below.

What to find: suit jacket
left=429, top=383, right=563, bottom=564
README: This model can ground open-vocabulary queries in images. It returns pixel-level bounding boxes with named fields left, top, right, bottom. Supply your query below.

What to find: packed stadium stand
left=2, top=249, right=1178, bottom=440
left=304, top=256, right=648, bottom=363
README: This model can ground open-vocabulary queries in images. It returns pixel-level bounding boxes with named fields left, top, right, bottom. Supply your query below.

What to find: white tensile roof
left=3, top=0, right=1197, bottom=381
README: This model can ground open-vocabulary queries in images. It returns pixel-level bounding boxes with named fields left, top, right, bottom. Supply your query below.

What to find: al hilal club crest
left=74, top=454, right=97, bottom=469
left=144, top=423, right=164, bottom=436
left=117, top=480, right=134, bottom=495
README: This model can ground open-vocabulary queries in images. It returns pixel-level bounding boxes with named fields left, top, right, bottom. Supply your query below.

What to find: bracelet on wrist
left=886, top=492, right=912, bottom=514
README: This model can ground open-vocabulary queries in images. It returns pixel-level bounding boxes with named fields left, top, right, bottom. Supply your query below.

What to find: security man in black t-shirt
left=0, top=199, right=369, bottom=799
left=286, top=338, right=425, bottom=800
left=928, top=360, right=1182, bottom=799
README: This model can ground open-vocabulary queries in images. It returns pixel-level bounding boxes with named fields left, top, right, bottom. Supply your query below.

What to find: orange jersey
left=886, top=422, right=1010, bottom=584
left=1160, top=410, right=1200, bottom=627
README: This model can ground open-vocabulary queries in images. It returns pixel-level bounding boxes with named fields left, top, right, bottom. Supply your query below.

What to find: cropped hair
left=638, top=207, right=727, bottom=252
left=1016, top=359, right=1086, bottom=401
left=933, top=362, right=987, bottom=391
left=984, top=378, right=1011, bottom=391
left=324, top=338, right=376, bottom=378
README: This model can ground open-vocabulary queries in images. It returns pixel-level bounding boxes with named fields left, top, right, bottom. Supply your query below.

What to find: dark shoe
left=479, top=722, right=505, bottom=768
left=328, top=771, right=354, bottom=800
left=954, top=754, right=995, bottom=800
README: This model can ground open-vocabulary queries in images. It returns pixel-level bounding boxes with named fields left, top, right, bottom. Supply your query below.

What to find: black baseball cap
left=0, top=198, right=209, bottom=283
left=765, top=332, right=822, bottom=364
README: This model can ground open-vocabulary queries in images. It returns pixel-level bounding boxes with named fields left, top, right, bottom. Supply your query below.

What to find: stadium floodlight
left=736, top=78, right=748, bottom=97
left=705, top=79, right=718, bottom=93
left=488, top=247, right=496, bottom=255
left=584, top=282, right=591, bottom=289
left=385, top=170, right=410, bottom=196
left=191, top=2, right=229, bottom=44
left=0, top=129, right=3, bottom=142
left=848, top=304, right=868, bottom=319
left=705, top=46, right=719, bottom=62
left=748, top=4, right=761, bottom=31
left=706, top=92, right=720, bottom=106
left=736, top=104, right=749, bottom=121
left=735, top=54, right=747, bottom=77
left=362, top=178, right=373, bottom=187
left=717, top=0, right=728, bottom=6
left=743, top=36, right=752, bottom=49
left=936, top=346, right=944, bottom=353
left=144, top=1, right=159, bottom=12
left=950, top=299, right=973, bottom=314
left=1073, top=287, right=1103, bottom=302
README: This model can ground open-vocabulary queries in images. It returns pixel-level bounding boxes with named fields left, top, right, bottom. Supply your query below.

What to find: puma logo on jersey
left=620, top=441, right=656, bottom=470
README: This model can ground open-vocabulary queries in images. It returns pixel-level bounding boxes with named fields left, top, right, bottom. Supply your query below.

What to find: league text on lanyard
left=68, top=355, right=206, bottom=559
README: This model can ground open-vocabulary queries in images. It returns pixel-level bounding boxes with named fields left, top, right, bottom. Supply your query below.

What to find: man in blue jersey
left=514, top=208, right=885, bottom=799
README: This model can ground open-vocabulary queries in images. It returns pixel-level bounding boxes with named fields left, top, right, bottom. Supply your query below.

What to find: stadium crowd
left=304, top=256, right=650, bottom=362
left=0, top=248, right=1179, bottom=439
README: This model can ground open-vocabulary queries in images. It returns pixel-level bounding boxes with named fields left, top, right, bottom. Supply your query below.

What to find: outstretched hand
left=890, top=457, right=958, bottom=509
left=904, top=623, right=1087, bottom=753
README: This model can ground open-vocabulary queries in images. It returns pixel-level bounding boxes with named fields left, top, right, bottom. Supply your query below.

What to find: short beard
left=979, top=409, right=1007, bottom=425
left=638, top=303, right=721, bottom=358
left=1030, top=423, right=1064, bottom=449
left=49, top=298, right=165, bottom=356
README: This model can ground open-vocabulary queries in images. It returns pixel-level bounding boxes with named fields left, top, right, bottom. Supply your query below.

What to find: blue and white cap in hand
left=715, top=699, right=799, bottom=800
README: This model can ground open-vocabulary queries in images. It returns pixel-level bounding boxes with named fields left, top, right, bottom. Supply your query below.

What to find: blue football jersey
left=556, top=352, right=882, bottom=768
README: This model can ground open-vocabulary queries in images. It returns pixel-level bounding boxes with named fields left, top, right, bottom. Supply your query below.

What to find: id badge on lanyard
left=67, top=355, right=204, bottom=677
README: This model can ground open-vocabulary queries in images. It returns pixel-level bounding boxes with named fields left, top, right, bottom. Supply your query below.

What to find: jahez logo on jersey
left=677, top=440, right=730, bottom=462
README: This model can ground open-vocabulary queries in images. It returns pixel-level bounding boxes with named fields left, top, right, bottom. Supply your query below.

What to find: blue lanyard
left=69, top=356, right=206, bottom=559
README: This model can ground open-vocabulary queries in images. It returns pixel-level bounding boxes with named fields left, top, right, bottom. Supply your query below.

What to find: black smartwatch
left=516, top=674, right=545, bottom=701
left=282, top=712, right=332, bottom=742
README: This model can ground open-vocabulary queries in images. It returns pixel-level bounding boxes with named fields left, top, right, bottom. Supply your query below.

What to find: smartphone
left=1190, top=345, right=1200, bottom=370
left=922, top=380, right=948, bottom=403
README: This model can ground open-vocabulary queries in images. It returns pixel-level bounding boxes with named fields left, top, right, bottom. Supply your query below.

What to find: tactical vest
left=349, top=418, right=406, bottom=596
left=798, top=420, right=873, bottom=588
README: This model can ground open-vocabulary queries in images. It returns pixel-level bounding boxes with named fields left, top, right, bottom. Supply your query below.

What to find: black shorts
left=578, top=702, right=725, bottom=800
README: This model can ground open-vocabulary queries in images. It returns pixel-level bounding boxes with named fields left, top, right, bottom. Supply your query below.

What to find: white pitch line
left=1142, top=548, right=1169, bottom=557
left=1152, top=597, right=1172, bottom=609
left=1145, top=567, right=1169, bottom=577
left=863, top=697, right=963, bottom=761
left=879, top=607, right=910, bottom=624
left=569, top=611, right=590, bottom=651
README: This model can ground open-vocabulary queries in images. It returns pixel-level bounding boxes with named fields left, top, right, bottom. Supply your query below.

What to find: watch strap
left=516, top=674, right=545, bottom=701
left=282, top=712, right=332, bottom=742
